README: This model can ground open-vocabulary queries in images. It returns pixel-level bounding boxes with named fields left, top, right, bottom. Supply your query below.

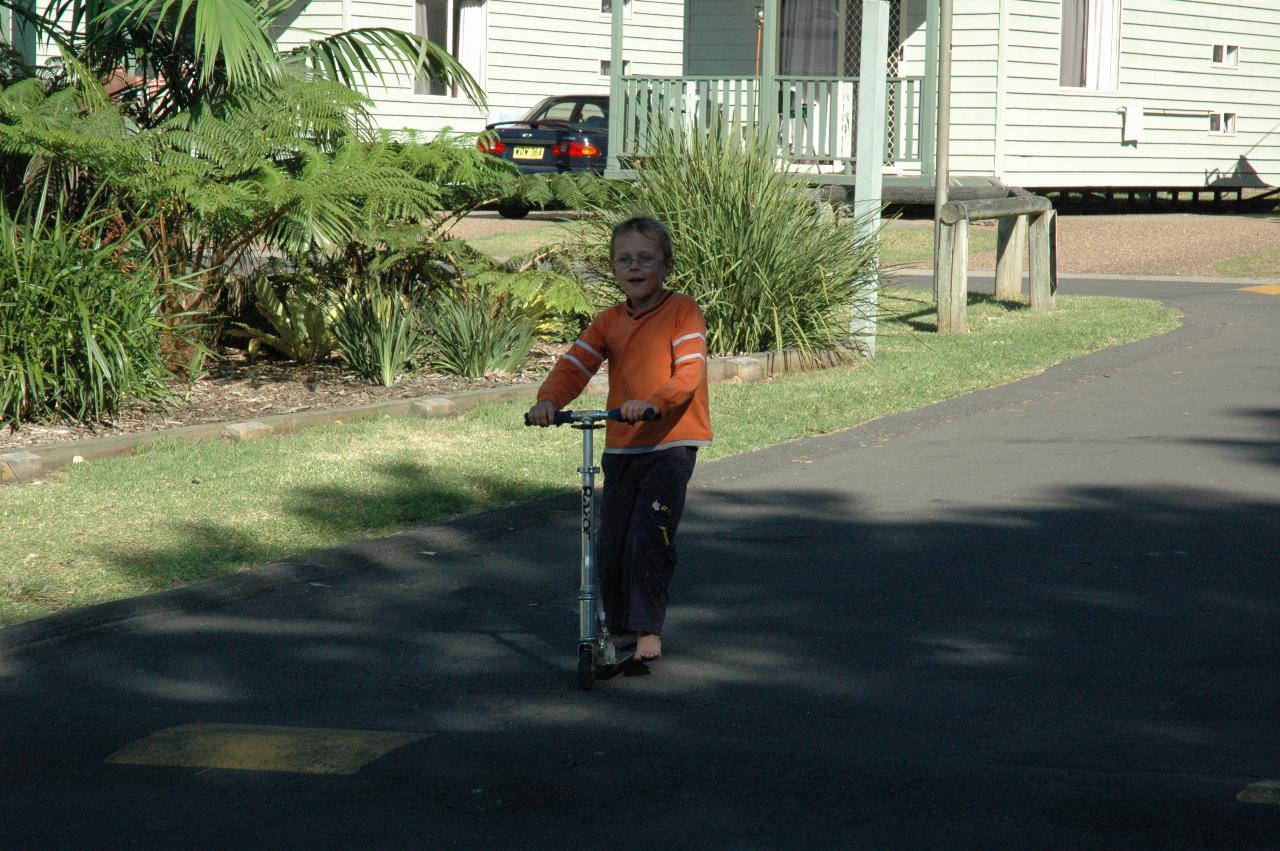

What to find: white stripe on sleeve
left=674, top=352, right=706, bottom=366
left=563, top=353, right=593, bottom=377
left=574, top=338, right=603, bottom=360
left=672, top=332, right=706, bottom=348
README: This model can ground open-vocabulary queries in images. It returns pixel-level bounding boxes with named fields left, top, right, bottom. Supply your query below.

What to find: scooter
left=525, top=407, right=658, bottom=689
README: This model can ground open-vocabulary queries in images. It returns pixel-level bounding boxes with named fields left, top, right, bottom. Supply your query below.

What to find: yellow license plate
left=512, top=146, right=545, bottom=161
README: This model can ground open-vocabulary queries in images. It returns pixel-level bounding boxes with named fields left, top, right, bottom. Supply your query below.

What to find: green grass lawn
left=878, top=221, right=998, bottom=267
left=460, top=217, right=991, bottom=269
left=461, top=220, right=588, bottom=260
left=0, top=289, right=1180, bottom=626
left=1216, top=249, right=1280, bottom=280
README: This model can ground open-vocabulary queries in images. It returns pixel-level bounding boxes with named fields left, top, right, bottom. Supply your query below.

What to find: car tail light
left=552, top=141, right=601, bottom=158
left=478, top=137, right=506, bottom=155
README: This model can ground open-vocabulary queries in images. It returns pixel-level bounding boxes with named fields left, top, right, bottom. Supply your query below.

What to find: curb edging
left=3, top=348, right=850, bottom=484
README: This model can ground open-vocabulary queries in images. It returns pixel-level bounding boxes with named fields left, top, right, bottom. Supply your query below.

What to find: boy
left=526, top=216, right=711, bottom=663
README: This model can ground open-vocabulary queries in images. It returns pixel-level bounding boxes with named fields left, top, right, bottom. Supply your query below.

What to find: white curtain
left=1058, top=0, right=1086, bottom=86
left=454, top=0, right=487, bottom=97
left=1084, top=0, right=1119, bottom=90
left=780, top=0, right=838, bottom=75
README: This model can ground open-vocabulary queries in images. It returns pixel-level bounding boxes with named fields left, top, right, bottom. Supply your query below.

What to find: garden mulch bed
left=1, top=345, right=561, bottom=452
left=5, top=211, right=1274, bottom=455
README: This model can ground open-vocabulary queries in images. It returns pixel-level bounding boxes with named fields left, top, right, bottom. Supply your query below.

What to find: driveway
left=2, top=275, right=1277, bottom=848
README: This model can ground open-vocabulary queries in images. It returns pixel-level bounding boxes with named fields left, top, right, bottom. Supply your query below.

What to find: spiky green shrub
left=0, top=198, right=173, bottom=427
left=427, top=286, right=537, bottom=379
left=331, top=287, right=429, bottom=387
left=232, top=272, right=335, bottom=363
left=574, top=129, right=881, bottom=356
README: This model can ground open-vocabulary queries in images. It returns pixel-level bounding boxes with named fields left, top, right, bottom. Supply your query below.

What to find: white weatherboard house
left=268, top=0, right=1279, bottom=201
left=270, top=1, right=685, bottom=138
left=4, top=1, right=1276, bottom=199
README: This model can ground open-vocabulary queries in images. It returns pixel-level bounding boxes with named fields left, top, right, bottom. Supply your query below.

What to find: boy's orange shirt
left=537, top=291, right=712, bottom=452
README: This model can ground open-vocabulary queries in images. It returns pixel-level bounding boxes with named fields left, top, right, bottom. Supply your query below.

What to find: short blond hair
left=610, top=216, right=673, bottom=262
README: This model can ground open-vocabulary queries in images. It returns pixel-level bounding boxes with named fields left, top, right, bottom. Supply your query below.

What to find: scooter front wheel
left=577, top=643, right=595, bottom=690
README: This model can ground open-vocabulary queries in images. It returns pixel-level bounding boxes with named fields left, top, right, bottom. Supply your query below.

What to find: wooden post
left=994, top=213, right=1028, bottom=301
left=1028, top=209, right=1057, bottom=312
left=935, top=218, right=968, bottom=332
left=605, top=0, right=625, bottom=176
left=852, top=0, right=890, bottom=357
left=921, top=0, right=939, bottom=184
left=760, top=0, right=779, bottom=142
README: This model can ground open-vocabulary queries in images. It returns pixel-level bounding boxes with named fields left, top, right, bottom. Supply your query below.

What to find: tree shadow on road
left=4, top=468, right=1278, bottom=846
left=1185, top=407, right=1280, bottom=468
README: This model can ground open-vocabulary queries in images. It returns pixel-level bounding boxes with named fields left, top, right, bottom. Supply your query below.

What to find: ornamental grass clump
left=580, top=129, right=880, bottom=356
left=428, top=285, right=537, bottom=378
left=0, top=198, right=174, bottom=428
left=331, top=286, right=430, bottom=387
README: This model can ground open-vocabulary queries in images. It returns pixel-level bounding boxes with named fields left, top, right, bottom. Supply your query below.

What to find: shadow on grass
left=93, top=459, right=564, bottom=594
left=888, top=291, right=1032, bottom=333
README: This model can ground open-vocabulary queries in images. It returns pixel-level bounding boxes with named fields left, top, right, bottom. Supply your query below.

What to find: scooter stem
left=577, top=418, right=602, bottom=645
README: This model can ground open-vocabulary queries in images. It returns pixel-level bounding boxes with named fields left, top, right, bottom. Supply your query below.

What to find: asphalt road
left=2, top=275, right=1278, bottom=849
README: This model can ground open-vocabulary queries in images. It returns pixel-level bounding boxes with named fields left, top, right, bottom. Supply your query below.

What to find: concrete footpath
left=2, top=275, right=1278, bottom=848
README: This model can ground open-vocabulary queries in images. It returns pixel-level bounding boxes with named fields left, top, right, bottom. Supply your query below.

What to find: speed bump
left=107, top=723, right=423, bottom=775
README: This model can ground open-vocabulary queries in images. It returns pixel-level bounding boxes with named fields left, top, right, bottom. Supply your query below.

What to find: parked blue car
left=479, top=94, right=609, bottom=218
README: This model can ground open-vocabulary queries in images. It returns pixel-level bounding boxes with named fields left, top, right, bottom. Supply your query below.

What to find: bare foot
left=636, top=633, right=662, bottom=661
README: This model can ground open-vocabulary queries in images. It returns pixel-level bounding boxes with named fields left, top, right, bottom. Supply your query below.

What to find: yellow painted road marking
left=1237, top=781, right=1280, bottom=805
left=1238, top=285, right=1280, bottom=295
left=107, top=723, right=423, bottom=775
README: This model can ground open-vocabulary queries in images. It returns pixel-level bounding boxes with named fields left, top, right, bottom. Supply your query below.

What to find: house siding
left=274, top=0, right=686, bottom=136
left=273, top=1, right=346, bottom=50
left=684, top=0, right=757, bottom=76
left=990, top=0, right=1280, bottom=188
left=946, top=3, right=1000, bottom=178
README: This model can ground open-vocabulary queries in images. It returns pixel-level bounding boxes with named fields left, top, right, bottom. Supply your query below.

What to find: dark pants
left=599, top=447, right=697, bottom=636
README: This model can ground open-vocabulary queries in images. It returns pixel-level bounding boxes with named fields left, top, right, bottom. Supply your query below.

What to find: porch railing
left=617, top=74, right=924, bottom=178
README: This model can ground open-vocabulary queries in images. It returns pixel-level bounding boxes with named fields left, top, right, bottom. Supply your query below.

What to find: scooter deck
left=598, top=639, right=636, bottom=669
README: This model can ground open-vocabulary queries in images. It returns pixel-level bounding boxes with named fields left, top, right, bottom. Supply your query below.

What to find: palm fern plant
left=0, top=79, right=446, bottom=323
left=0, top=0, right=482, bottom=127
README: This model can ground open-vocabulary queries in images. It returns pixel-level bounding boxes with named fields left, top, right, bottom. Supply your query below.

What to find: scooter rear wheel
left=577, top=644, right=595, bottom=690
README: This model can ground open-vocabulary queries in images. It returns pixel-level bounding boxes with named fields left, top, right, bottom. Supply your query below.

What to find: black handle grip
left=524, top=408, right=661, bottom=426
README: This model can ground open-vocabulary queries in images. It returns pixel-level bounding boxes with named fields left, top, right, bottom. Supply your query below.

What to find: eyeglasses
left=612, top=255, right=665, bottom=269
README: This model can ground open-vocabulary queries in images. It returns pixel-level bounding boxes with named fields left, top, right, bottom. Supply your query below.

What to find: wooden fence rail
left=936, top=194, right=1057, bottom=333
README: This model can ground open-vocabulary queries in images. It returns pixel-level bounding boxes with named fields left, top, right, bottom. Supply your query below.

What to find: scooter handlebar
left=524, top=408, right=661, bottom=427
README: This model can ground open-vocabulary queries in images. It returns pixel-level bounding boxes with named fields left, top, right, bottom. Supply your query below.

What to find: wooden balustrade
left=617, top=74, right=924, bottom=178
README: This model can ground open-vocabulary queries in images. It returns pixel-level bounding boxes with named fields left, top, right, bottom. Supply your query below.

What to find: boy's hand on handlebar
left=619, top=399, right=659, bottom=424
left=526, top=399, right=558, bottom=427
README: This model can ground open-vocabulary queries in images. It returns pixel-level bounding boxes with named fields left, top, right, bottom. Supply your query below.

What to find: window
left=780, top=0, right=839, bottom=75
left=415, top=0, right=486, bottom=97
left=540, top=101, right=577, bottom=121
left=1212, top=44, right=1239, bottom=68
left=1209, top=111, right=1237, bottom=136
left=1059, top=0, right=1120, bottom=90
left=527, top=97, right=609, bottom=124
left=600, top=59, right=631, bottom=77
